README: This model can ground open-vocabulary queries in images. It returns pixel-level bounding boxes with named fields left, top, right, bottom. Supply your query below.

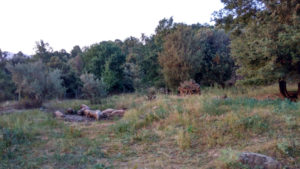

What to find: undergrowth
left=0, top=85, right=299, bottom=168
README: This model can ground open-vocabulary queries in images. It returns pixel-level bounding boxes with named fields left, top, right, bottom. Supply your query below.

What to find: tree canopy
left=214, top=0, right=300, bottom=85
left=159, top=24, right=234, bottom=89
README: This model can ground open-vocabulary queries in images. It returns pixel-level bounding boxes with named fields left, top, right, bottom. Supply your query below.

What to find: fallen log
left=65, top=105, right=126, bottom=121
left=102, top=108, right=115, bottom=114
left=101, top=109, right=125, bottom=119
left=111, top=110, right=125, bottom=117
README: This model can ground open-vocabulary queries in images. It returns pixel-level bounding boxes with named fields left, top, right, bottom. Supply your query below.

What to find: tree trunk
left=279, top=80, right=290, bottom=98
left=18, top=90, right=21, bottom=101
left=298, top=82, right=300, bottom=99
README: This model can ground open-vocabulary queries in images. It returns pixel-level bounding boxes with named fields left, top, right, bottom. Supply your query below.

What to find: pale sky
left=0, top=0, right=223, bottom=55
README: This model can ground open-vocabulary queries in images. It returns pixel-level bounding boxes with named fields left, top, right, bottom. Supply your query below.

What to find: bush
left=7, top=61, right=65, bottom=102
left=80, top=73, right=107, bottom=102
left=17, top=98, right=43, bottom=109
left=0, top=128, right=33, bottom=159
left=146, top=87, right=156, bottom=101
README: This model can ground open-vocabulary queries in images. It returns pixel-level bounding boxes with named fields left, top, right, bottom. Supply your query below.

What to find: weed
left=277, top=138, right=300, bottom=158
left=176, top=129, right=191, bottom=150
left=132, top=129, right=160, bottom=143
left=64, top=127, right=82, bottom=138
left=239, top=114, right=269, bottom=133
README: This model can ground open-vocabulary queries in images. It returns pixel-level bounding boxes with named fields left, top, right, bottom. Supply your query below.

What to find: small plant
left=176, top=129, right=191, bottom=150
left=2, top=128, right=32, bottom=146
left=239, top=115, right=269, bottom=133
left=146, top=87, right=156, bottom=101
left=277, top=138, right=300, bottom=158
left=64, top=127, right=82, bottom=139
left=217, top=148, right=251, bottom=169
left=0, top=128, right=33, bottom=159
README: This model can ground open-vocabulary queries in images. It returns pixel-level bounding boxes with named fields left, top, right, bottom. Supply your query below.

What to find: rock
left=53, top=110, right=65, bottom=118
left=239, top=152, right=283, bottom=169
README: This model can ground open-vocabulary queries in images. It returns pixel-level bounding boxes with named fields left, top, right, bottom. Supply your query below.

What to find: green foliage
left=0, top=50, right=16, bottom=101
left=0, top=110, right=110, bottom=168
left=83, top=41, right=128, bottom=92
left=0, top=128, right=33, bottom=160
left=277, top=138, right=300, bottom=158
left=239, top=115, right=269, bottom=133
left=80, top=73, right=107, bottom=99
left=159, top=24, right=234, bottom=89
left=7, top=61, right=65, bottom=101
left=46, top=50, right=82, bottom=98
left=215, top=0, right=300, bottom=85
left=0, top=68, right=15, bottom=102
left=68, top=54, right=84, bottom=75
left=61, top=69, right=82, bottom=98
left=33, top=40, right=53, bottom=63
left=70, top=45, right=83, bottom=58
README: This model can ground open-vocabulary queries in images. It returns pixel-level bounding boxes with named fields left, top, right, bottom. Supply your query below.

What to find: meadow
left=0, top=85, right=299, bottom=169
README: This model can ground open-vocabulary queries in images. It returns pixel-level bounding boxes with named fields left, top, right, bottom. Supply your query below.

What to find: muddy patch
left=63, top=114, right=96, bottom=122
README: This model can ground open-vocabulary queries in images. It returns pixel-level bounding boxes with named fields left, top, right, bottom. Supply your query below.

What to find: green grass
left=0, top=85, right=299, bottom=168
left=0, top=110, right=111, bottom=169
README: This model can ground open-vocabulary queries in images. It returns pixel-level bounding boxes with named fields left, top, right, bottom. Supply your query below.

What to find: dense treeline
left=1, top=0, right=299, bottom=104
left=0, top=18, right=235, bottom=104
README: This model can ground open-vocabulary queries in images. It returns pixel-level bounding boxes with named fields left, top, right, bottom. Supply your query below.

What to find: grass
left=0, top=110, right=112, bottom=168
left=0, top=84, right=299, bottom=168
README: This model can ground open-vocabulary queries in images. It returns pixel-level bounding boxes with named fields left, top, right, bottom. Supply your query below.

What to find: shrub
left=176, top=129, right=191, bottom=150
left=80, top=73, right=107, bottom=102
left=146, top=87, right=156, bottom=101
left=7, top=61, right=65, bottom=103
left=17, top=98, right=43, bottom=109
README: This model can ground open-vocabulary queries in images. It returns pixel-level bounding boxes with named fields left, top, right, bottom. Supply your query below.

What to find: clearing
left=0, top=85, right=299, bottom=169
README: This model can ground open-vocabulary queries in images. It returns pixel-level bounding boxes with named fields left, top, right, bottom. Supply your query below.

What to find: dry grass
left=0, top=85, right=299, bottom=168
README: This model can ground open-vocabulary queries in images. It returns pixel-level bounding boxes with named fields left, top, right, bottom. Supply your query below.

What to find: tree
left=68, top=54, right=84, bottom=75
left=83, top=41, right=127, bottom=92
left=7, top=61, right=65, bottom=102
left=80, top=73, right=107, bottom=99
left=10, top=52, right=29, bottom=65
left=47, top=55, right=82, bottom=98
left=158, top=24, right=234, bottom=90
left=33, top=40, right=53, bottom=63
left=0, top=49, right=16, bottom=101
left=70, top=45, right=82, bottom=58
left=158, top=25, right=195, bottom=89
left=214, top=0, right=300, bottom=99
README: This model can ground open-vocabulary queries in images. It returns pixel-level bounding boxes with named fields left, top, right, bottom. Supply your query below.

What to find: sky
left=0, top=0, right=224, bottom=55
